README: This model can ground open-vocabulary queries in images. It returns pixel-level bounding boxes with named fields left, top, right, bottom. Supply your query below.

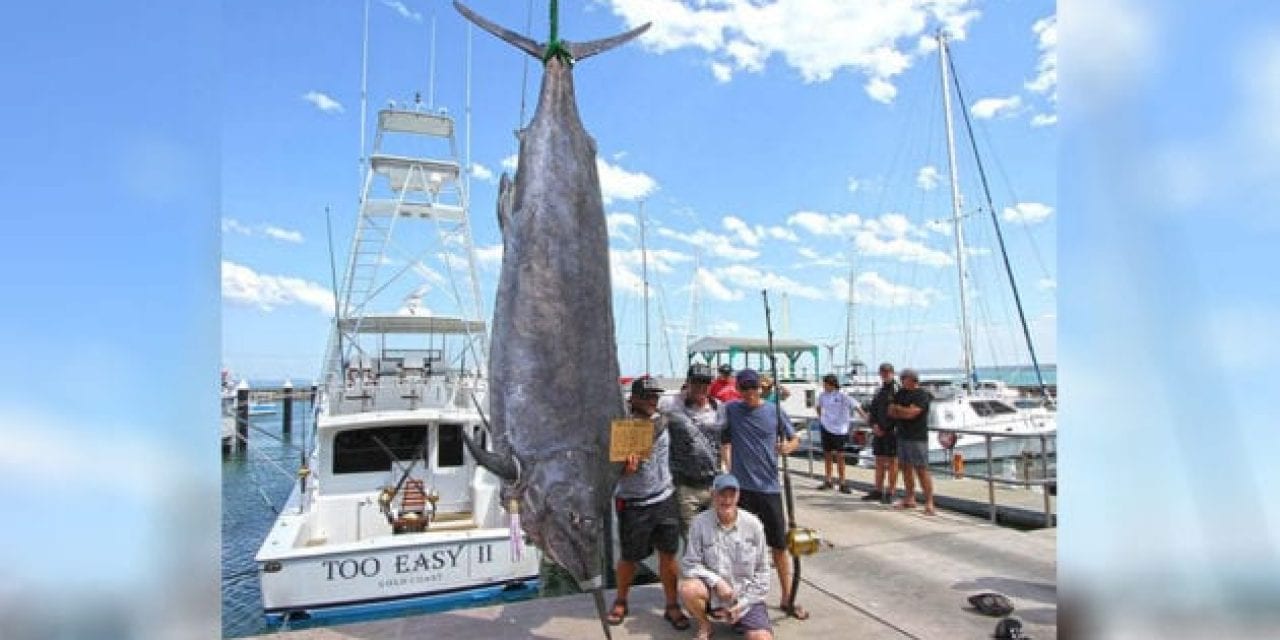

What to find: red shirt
left=709, top=377, right=741, bottom=403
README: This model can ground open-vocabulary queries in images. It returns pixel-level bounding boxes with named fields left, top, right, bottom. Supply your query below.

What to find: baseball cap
left=686, top=363, right=715, bottom=384
left=717, top=363, right=733, bottom=375
left=899, top=368, right=919, bottom=382
left=735, top=368, right=760, bottom=388
left=630, top=375, right=664, bottom=396
left=878, top=362, right=895, bottom=373
left=712, top=473, right=740, bottom=492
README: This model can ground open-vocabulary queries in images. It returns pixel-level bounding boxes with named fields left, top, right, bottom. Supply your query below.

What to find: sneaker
left=860, top=490, right=882, bottom=501
left=839, top=484, right=853, bottom=494
left=816, top=481, right=833, bottom=490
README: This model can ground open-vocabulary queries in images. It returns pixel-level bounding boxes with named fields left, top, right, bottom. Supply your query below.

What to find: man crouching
left=678, top=473, right=773, bottom=640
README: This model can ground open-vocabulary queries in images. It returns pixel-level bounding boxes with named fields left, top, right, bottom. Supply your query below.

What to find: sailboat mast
left=939, top=31, right=976, bottom=391
left=843, top=251, right=856, bottom=377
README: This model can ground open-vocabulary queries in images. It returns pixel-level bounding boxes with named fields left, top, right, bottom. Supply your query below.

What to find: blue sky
left=221, top=0, right=1059, bottom=380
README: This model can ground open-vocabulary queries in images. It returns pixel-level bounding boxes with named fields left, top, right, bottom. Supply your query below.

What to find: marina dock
left=262, top=475, right=1057, bottom=639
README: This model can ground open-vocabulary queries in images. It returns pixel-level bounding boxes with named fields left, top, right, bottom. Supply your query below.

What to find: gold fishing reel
left=786, top=526, right=822, bottom=556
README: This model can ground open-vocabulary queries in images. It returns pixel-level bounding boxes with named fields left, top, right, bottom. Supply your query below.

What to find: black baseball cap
left=630, top=375, right=664, bottom=396
left=717, top=363, right=733, bottom=375
left=687, top=363, right=715, bottom=383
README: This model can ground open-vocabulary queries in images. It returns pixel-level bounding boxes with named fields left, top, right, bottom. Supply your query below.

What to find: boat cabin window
left=333, top=425, right=428, bottom=474
left=438, top=423, right=464, bottom=467
left=988, top=401, right=1018, bottom=415
left=970, top=401, right=994, bottom=417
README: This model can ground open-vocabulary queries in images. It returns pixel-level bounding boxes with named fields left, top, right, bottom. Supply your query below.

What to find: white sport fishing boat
left=254, top=101, right=539, bottom=620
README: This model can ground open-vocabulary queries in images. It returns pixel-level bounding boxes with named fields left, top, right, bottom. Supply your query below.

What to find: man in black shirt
left=888, top=368, right=935, bottom=515
left=861, top=362, right=900, bottom=504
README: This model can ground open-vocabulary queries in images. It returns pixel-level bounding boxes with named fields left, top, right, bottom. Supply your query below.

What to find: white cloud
left=1030, top=113, right=1058, bottom=127
left=611, top=247, right=693, bottom=276
left=795, top=246, right=847, bottom=268
left=597, top=157, right=658, bottom=204
left=1038, top=278, right=1057, bottom=290
left=695, top=267, right=743, bottom=302
left=413, top=260, right=447, bottom=285
left=263, top=226, right=303, bottom=244
left=657, top=227, right=759, bottom=261
left=223, top=218, right=304, bottom=244
left=604, top=0, right=980, bottom=101
left=846, top=177, right=861, bottom=193
left=854, top=230, right=952, bottom=266
left=1026, top=15, right=1058, bottom=102
left=500, top=154, right=519, bottom=171
left=710, top=61, right=733, bottom=83
left=607, top=212, right=639, bottom=240
left=221, top=261, right=334, bottom=314
left=714, top=265, right=826, bottom=300
left=971, top=95, right=1023, bottom=119
left=474, top=244, right=504, bottom=269
left=222, top=217, right=252, bottom=236
left=917, top=165, right=941, bottom=190
left=835, top=272, right=936, bottom=307
left=765, top=226, right=799, bottom=242
left=471, top=162, right=495, bottom=182
left=1002, top=201, right=1055, bottom=224
left=722, top=215, right=760, bottom=246
left=380, top=0, right=422, bottom=22
left=925, top=219, right=952, bottom=236
left=786, top=210, right=862, bottom=237
left=302, top=90, right=344, bottom=114
left=705, top=319, right=741, bottom=335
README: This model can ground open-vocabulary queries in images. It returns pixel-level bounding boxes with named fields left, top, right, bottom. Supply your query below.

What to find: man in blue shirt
left=718, top=368, right=808, bottom=621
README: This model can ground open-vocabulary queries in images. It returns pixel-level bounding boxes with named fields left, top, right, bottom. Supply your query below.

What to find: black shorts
left=736, top=489, right=787, bottom=551
left=618, top=494, right=681, bottom=562
left=872, top=432, right=898, bottom=457
left=820, top=429, right=848, bottom=453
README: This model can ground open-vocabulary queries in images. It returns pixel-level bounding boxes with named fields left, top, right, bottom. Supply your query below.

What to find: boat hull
left=258, top=529, right=540, bottom=615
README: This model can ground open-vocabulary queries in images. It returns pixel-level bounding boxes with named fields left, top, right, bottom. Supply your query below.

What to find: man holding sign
left=607, top=376, right=690, bottom=631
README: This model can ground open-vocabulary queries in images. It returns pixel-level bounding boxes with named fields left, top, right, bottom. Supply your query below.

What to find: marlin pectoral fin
left=453, top=1, right=545, bottom=60
left=461, top=429, right=519, bottom=481
left=566, top=23, right=651, bottom=62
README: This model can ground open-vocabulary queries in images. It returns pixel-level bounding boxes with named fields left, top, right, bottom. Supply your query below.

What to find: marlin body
left=454, top=0, right=650, bottom=599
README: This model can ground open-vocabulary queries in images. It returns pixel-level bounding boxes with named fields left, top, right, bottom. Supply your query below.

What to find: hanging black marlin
left=453, top=1, right=649, bottom=638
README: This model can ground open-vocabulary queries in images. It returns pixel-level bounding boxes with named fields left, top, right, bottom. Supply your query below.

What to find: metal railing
left=797, top=423, right=1056, bottom=528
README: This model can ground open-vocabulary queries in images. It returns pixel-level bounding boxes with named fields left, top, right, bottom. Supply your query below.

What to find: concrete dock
left=265, top=473, right=1057, bottom=639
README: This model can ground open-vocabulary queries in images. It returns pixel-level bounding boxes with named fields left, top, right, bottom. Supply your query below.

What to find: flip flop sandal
left=780, top=602, right=810, bottom=620
left=606, top=599, right=628, bottom=625
left=663, top=604, right=691, bottom=630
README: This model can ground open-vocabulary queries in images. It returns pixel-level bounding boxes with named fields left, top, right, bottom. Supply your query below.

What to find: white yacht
left=255, top=105, right=539, bottom=620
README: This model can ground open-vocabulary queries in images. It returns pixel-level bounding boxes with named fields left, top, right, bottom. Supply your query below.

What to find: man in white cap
left=679, top=473, right=774, bottom=640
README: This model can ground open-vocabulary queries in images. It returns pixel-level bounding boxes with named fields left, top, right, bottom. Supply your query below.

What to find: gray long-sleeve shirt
left=680, top=508, right=771, bottom=608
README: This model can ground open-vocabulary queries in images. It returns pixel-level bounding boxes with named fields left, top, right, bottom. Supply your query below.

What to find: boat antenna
left=359, top=0, right=371, bottom=186
left=639, top=198, right=651, bottom=376
left=325, top=204, right=345, bottom=371
left=943, top=39, right=1053, bottom=404
left=428, top=10, right=437, bottom=109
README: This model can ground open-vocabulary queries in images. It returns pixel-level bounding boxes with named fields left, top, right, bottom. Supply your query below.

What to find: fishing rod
left=761, top=290, right=819, bottom=608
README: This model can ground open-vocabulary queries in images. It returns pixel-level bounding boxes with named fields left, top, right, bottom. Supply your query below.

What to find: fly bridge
left=323, top=105, right=489, bottom=389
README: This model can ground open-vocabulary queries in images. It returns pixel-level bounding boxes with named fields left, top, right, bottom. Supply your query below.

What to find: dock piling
left=236, top=380, right=250, bottom=452
left=282, top=379, right=294, bottom=435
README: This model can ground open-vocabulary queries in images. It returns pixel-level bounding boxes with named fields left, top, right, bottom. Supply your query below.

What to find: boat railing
left=927, top=426, right=1056, bottom=526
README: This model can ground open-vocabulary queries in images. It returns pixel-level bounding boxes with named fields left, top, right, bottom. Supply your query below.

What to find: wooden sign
left=609, top=418, right=654, bottom=462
